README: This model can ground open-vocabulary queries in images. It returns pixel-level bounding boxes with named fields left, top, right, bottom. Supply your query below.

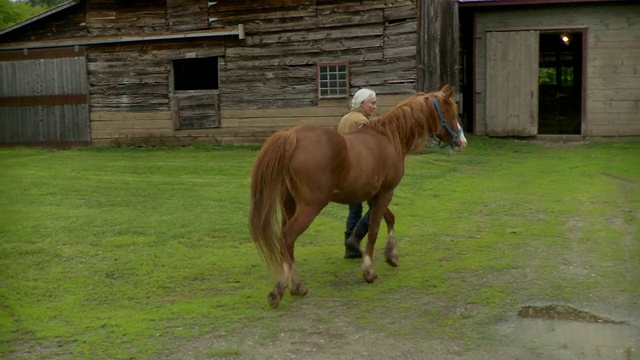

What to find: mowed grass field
left=1, top=138, right=639, bottom=359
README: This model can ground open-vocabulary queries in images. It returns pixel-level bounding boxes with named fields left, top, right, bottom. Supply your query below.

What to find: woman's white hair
left=351, top=88, right=376, bottom=110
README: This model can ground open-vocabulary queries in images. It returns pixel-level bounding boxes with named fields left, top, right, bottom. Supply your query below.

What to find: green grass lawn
left=1, top=138, right=639, bottom=359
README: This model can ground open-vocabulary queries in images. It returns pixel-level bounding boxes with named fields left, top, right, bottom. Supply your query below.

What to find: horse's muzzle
left=452, top=132, right=468, bottom=152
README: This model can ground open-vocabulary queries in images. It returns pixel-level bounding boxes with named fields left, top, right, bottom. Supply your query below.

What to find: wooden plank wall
left=86, top=0, right=168, bottom=35
left=167, top=0, right=208, bottom=31
left=86, top=40, right=224, bottom=113
left=474, top=2, right=640, bottom=136
left=2, top=0, right=420, bottom=146
left=417, top=0, right=458, bottom=92
left=218, top=0, right=417, bottom=110
left=87, top=38, right=225, bottom=144
left=87, top=0, right=419, bottom=145
left=171, top=90, right=220, bottom=129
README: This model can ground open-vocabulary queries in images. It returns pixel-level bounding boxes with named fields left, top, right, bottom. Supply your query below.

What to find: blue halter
left=431, top=96, right=462, bottom=150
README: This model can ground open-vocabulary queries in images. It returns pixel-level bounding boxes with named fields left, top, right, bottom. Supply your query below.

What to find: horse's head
left=429, top=85, right=467, bottom=152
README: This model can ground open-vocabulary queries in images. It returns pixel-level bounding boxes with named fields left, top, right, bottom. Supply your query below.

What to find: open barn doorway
left=538, top=31, right=583, bottom=135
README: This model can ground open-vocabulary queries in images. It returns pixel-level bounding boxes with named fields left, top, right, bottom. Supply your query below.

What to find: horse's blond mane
left=367, top=87, right=452, bottom=155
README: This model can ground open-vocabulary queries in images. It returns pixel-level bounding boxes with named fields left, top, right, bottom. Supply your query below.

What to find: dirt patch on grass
left=159, top=298, right=495, bottom=360
left=158, top=295, right=639, bottom=360
left=507, top=307, right=638, bottom=360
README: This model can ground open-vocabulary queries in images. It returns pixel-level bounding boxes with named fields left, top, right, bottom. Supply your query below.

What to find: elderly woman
left=337, top=88, right=377, bottom=259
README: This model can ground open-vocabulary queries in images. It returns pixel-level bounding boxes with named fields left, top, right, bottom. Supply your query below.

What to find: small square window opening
left=171, top=56, right=220, bottom=129
left=317, top=63, right=349, bottom=99
left=173, top=57, right=219, bottom=91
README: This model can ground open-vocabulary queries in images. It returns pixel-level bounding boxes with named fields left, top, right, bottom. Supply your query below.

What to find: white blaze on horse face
left=456, top=122, right=468, bottom=151
left=460, top=124, right=467, bottom=145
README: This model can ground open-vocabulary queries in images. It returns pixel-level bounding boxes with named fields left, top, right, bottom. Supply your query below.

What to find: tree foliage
left=19, top=0, right=67, bottom=7
left=0, top=0, right=53, bottom=30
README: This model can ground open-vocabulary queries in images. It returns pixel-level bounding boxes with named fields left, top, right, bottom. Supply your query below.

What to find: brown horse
left=249, top=85, right=466, bottom=308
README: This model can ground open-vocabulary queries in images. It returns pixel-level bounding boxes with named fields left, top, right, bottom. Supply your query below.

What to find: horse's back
left=284, top=125, right=348, bottom=198
left=288, top=124, right=347, bottom=174
left=285, top=124, right=402, bottom=205
left=337, top=128, right=403, bottom=201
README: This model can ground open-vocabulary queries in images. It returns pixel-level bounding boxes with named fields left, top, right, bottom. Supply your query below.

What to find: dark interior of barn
left=538, top=31, right=583, bottom=135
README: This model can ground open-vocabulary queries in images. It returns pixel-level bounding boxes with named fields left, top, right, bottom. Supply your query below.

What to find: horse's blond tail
left=249, top=130, right=297, bottom=275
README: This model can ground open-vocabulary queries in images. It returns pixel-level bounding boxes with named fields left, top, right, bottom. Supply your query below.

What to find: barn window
left=173, top=57, right=219, bottom=90
left=171, top=57, right=220, bottom=129
left=317, top=62, right=349, bottom=98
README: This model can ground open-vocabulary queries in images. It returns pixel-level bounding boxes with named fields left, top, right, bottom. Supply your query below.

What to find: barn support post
left=417, top=0, right=459, bottom=93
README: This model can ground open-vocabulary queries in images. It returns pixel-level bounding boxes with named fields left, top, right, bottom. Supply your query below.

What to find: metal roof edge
left=0, top=0, right=81, bottom=36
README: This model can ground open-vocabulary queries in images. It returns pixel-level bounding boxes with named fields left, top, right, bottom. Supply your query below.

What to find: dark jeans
left=345, top=203, right=371, bottom=237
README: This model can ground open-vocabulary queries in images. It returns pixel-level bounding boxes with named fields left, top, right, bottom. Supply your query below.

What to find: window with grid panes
left=317, top=62, right=349, bottom=98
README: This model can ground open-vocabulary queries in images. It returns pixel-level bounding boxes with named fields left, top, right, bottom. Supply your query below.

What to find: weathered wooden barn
left=457, top=0, right=639, bottom=137
left=0, top=0, right=457, bottom=147
left=0, top=0, right=637, bottom=147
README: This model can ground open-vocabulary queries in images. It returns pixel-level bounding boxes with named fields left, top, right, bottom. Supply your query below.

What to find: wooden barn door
left=0, top=47, right=90, bottom=146
left=486, top=31, right=539, bottom=136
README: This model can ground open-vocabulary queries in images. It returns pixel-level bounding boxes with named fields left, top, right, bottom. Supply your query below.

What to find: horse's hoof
left=363, top=272, right=378, bottom=283
left=290, top=285, right=309, bottom=297
left=386, top=256, right=399, bottom=267
left=267, top=291, right=281, bottom=308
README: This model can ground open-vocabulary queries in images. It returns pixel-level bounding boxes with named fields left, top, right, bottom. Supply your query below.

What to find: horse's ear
left=441, top=84, right=453, bottom=99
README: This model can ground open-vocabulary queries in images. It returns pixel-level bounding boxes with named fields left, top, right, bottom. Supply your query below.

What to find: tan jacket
left=337, top=111, right=369, bottom=134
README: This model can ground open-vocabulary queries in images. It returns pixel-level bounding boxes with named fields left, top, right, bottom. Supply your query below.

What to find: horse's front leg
left=382, top=208, right=399, bottom=267
left=361, top=193, right=393, bottom=283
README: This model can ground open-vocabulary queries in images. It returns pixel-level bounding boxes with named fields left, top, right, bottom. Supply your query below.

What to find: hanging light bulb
left=561, top=33, right=570, bottom=46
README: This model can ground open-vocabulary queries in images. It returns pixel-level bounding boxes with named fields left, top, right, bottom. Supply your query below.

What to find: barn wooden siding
left=474, top=2, right=640, bottom=137
left=0, top=47, right=90, bottom=146
left=1, top=0, right=440, bottom=146
left=87, top=39, right=225, bottom=144
left=218, top=0, right=418, bottom=108
left=418, top=0, right=458, bottom=92
left=88, top=0, right=419, bottom=145
left=0, top=0, right=436, bottom=145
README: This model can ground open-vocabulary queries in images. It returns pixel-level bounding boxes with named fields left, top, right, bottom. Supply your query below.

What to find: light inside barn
left=561, top=33, right=570, bottom=46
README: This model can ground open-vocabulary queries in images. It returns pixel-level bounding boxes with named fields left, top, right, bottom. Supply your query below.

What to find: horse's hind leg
left=282, top=204, right=323, bottom=297
left=267, top=195, right=296, bottom=308
left=268, top=199, right=321, bottom=306
left=267, top=262, right=308, bottom=307
left=288, top=263, right=307, bottom=297
left=383, top=208, right=399, bottom=267
left=268, top=263, right=290, bottom=308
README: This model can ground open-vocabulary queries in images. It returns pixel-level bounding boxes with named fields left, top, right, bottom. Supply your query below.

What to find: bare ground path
left=161, top=296, right=639, bottom=360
